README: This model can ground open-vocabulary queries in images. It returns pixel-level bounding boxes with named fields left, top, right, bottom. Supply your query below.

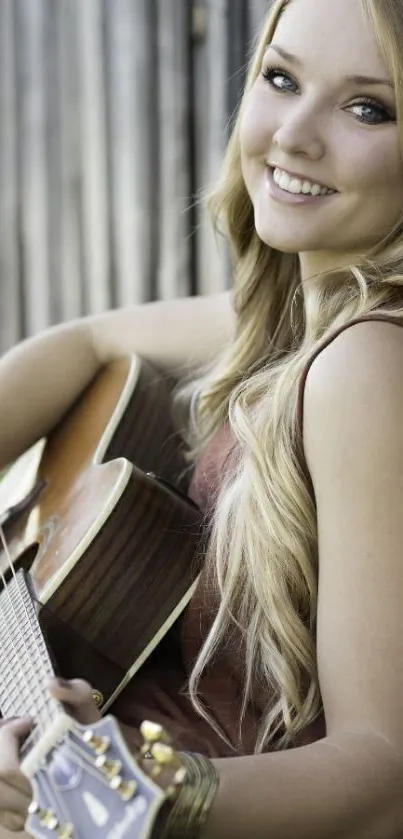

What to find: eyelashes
left=261, top=66, right=297, bottom=92
left=260, top=65, right=395, bottom=126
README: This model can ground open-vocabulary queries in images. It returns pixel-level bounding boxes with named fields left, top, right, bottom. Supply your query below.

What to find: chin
left=254, top=223, right=313, bottom=253
left=254, top=213, right=340, bottom=254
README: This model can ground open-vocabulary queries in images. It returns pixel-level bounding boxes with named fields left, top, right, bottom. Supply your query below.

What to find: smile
left=265, top=167, right=338, bottom=206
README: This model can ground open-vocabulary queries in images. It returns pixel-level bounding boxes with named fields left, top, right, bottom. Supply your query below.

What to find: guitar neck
left=0, top=570, right=59, bottom=728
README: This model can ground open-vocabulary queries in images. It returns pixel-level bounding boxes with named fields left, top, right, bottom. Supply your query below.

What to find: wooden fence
left=0, top=0, right=270, bottom=353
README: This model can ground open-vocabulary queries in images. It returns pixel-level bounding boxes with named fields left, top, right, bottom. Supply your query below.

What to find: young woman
left=1, top=0, right=403, bottom=836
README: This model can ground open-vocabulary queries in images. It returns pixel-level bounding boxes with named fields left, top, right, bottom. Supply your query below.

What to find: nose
left=272, top=102, right=325, bottom=160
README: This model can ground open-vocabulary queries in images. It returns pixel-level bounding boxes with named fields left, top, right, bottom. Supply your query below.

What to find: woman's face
left=240, top=0, right=403, bottom=264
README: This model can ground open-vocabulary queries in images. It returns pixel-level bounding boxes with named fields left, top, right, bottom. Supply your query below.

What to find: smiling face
left=240, top=0, right=403, bottom=274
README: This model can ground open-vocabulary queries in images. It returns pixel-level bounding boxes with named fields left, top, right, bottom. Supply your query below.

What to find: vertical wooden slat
left=156, top=0, right=191, bottom=300
left=0, top=0, right=266, bottom=344
left=56, top=0, right=83, bottom=323
left=193, top=0, right=230, bottom=296
left=105, top=0, right=154, bottom=307
left=15, top=0, right=50, bottom=335
left=227, top=0, right=249, bottom=120
left=76, top=0, right=110, bottom=314
left=45, top=0, right=62, bottom=325
left=0, top=0, right=20, bottom=352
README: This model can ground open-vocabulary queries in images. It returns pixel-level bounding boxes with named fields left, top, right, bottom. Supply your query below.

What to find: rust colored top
left=112, top=314, right=403, bottom=757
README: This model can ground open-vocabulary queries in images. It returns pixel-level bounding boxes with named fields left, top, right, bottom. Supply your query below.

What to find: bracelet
left=160, top=751, right=220, bottom=839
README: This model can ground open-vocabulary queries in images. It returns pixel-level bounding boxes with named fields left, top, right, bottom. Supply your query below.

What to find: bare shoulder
left=303, top=319, right=403, bottom=473
left=301, top=320, right=403, bottom=742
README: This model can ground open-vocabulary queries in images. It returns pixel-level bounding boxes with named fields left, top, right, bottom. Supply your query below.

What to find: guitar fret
left=0, top=571, right=59, bottom=728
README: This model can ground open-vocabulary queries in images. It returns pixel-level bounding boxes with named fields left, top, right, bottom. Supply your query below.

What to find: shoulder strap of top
left=296, top=314, right=403, bottom=491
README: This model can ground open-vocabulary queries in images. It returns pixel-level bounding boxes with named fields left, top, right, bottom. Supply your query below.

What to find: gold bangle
left=160, top=752, right=220, bottom=839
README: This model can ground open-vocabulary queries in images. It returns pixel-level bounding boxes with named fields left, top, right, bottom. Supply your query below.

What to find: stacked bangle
left=160, top=751, right=220, bottom=838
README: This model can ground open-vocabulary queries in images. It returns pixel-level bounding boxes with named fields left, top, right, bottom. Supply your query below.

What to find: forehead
left=271, top=0, right=390, bottom=80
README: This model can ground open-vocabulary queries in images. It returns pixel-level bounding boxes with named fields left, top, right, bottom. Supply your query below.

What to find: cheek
left=338, top=132, right=403, bottom=197
left=239, top=91, right=273, bottom=160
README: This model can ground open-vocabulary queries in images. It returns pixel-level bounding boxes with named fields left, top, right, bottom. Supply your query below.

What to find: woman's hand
left=0, top=678, right=101, bottom=833
left=47, top=677, right=102, bottom=725
left=0, top=718, right=32, bottom=832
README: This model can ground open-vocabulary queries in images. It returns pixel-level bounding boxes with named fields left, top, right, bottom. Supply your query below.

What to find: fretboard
left=0, top=570, right=59, bottom=730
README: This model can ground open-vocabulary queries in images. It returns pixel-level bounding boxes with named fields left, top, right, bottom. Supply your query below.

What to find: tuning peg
left=149, top=741, right=188, bottom=784
left=28, top=801, right=59, bottom=830
left=150, top=742, right=177, bottom=765
left=109, top=776, right=137, bottom=801
left=82, top=729, right=111, bottom=755
left=139, top=720, right=173, bottom=761
left=140, top=720, right=171, bottom=745
left=94, top=755, right=122, bottom=778
left=57, top=825, right=74, bottom=839
left=27, top=803, right=75, bottom=837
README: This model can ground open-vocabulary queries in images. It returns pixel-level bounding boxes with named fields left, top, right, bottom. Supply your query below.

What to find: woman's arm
left=205, top=728, right=401, bottom=839
left=3, top=319, right=403, bottom=839
left=0, top=291, right=234, bottom=469
left=199, top=320, right=403, bottom=839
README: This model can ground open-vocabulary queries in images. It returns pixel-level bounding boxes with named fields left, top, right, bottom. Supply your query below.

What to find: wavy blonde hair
left=176, top=0, right=403, bottom=752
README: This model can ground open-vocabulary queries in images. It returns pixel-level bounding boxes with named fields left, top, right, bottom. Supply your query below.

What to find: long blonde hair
left=176, top=0, right=403, bottom=752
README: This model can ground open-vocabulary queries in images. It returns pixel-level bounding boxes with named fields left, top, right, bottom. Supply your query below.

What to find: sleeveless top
left=111, top=314, right=403, bottom=757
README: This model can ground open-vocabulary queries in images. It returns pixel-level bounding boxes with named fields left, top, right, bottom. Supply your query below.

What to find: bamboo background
left=0, top=0, right=270, bottom=353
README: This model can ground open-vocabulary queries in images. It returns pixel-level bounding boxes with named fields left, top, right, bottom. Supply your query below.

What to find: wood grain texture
left=0, top=0, right=20, bottom=348
left=0, top=0, right=266, bottom=351
left=0, top=356, right=204, bottom=707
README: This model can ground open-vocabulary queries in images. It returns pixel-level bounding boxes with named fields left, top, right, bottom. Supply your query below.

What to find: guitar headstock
left=23, top=715, right=186, bottom=839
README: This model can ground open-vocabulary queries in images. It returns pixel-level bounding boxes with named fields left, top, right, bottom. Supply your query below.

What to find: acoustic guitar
left=0, top=566, right=189, bottom=839
left=0, top=354, right=205, bottom=713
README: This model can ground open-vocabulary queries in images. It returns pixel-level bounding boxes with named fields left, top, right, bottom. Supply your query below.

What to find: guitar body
left=0, top=356, right=204, bottom=709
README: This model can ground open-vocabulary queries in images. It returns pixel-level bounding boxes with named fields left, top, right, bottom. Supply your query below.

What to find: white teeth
left=279, top=173, right=290, bottom=191
left=289, top=178, right=301, bottom=194
left=272, top=167, right=335, bottom=197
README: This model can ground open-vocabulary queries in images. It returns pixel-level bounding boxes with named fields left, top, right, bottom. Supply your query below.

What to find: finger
left=0, top=808, right=28, bottom=832
left=0, top=721, right=32, bottom=773
left=0, top=718, right=32, bottom=735
left=48, top=678, right=101, bottom=724
left=0, top=777, right=32, bottom=823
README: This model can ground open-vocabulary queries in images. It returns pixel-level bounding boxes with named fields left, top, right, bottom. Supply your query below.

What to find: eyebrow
left=267, top=44, right=395, bottom=89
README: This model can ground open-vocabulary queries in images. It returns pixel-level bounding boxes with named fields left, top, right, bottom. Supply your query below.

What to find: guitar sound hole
left=0, top=543, right=39, bottom=589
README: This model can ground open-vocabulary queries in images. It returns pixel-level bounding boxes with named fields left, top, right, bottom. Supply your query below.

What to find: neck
left=0, top=568, right=59, bottom=752
left=299, top=248, right=367, bottom=285
left=298, top=249, right=365, bottom=332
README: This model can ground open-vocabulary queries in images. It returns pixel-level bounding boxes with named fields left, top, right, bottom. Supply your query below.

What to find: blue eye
left=261, top=67, right=298, bottom=93
left=346, top=99, right=394, bottom=126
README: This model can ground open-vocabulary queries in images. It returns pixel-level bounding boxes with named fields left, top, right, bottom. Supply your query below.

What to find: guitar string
left=0, top=526, right=56, bottom=732
left=0, top=526, right=84, bottom=829
left=0, top=526, right=46, bottom=729
left=0, top=590, right=37, bottom=726
left=0, top=528, right=128, bottom=824
left=0, top=532, right=144, bottom=825
left=0, top=523, right=58, bottom=729
left=0, top=528, right=139, bottom=835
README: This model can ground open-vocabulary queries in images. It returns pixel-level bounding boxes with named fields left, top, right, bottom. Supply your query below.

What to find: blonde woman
left=1, top=0, right=403, bottom=836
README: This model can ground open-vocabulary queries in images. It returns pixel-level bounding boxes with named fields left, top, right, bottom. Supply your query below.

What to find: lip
left=268, top=163, right=336, bottom=192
